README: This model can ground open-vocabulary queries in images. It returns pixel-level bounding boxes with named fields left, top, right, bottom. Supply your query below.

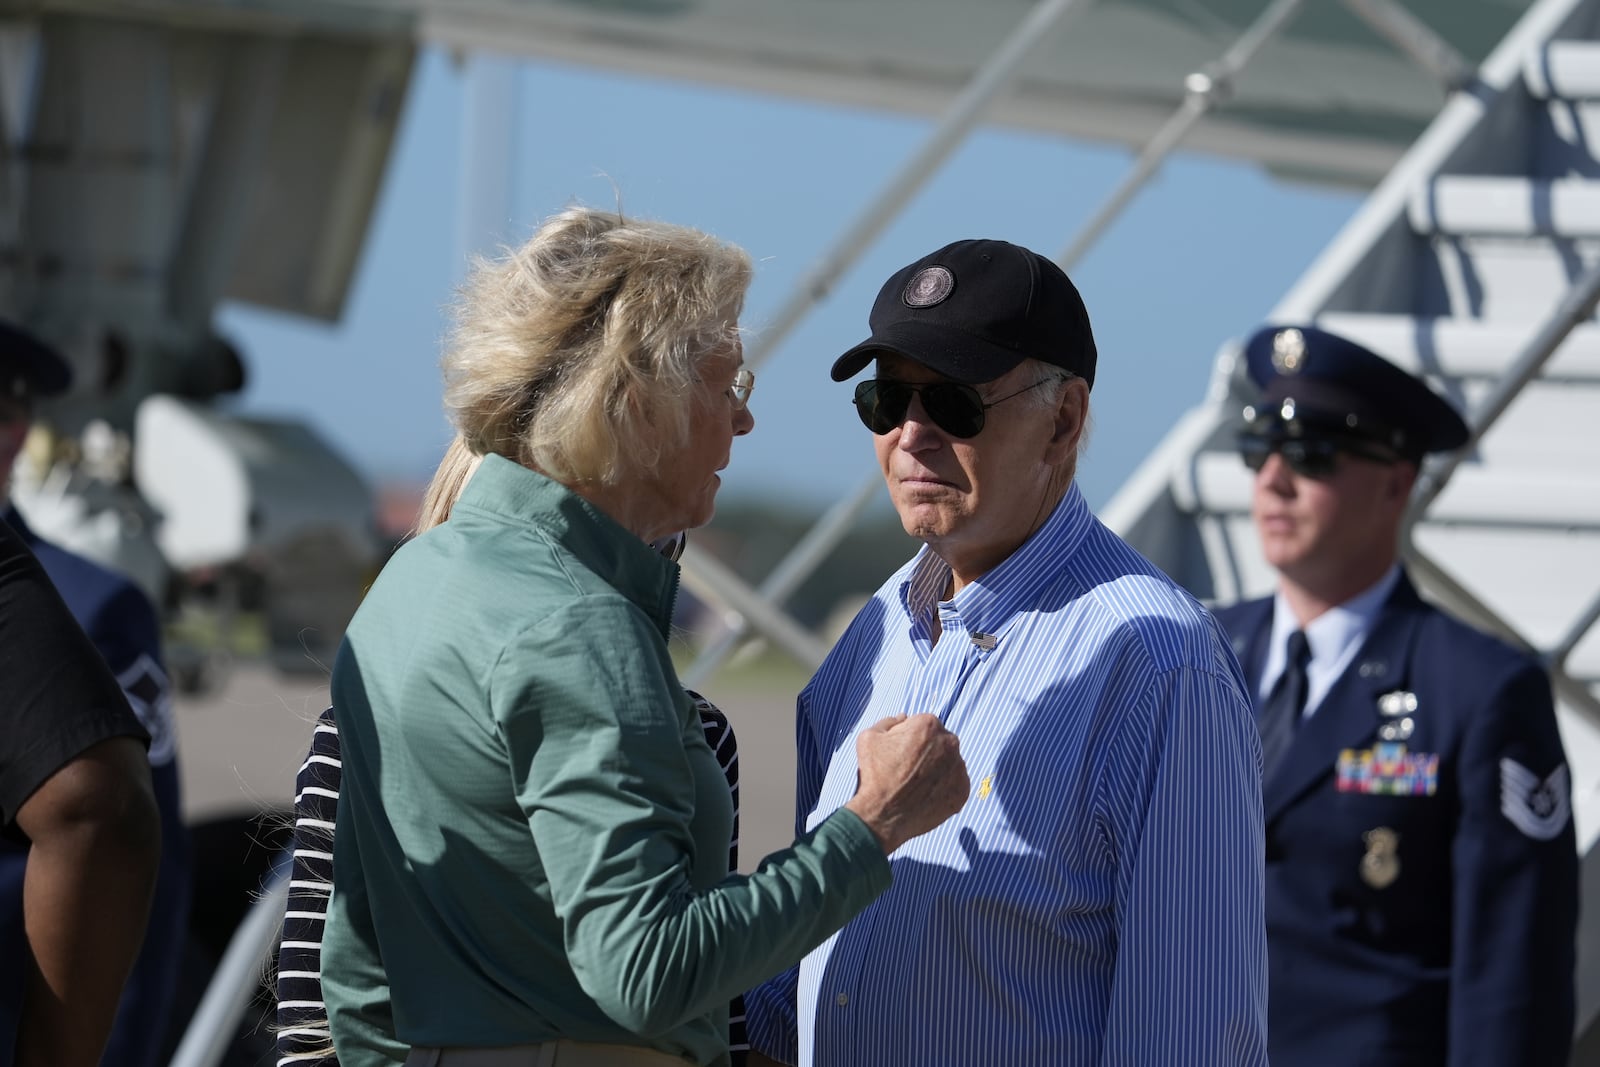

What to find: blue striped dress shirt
left=746, top=482, right=1268, bottom=1066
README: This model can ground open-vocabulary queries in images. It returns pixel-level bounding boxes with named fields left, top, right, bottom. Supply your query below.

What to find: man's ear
left=1046, top=377, right=1090, bottom=462
left=1387, top=459, right=1420, bottom=506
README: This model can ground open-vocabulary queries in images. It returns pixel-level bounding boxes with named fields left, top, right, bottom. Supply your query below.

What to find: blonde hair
left=415, top=433, right=483, bottom=534
left=442, top=206, right=751, bottom=487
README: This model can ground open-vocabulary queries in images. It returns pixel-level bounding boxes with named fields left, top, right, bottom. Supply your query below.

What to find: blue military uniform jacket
left=1216, top=572, right=1577, bottom=1067
left=0, top=506, right=191, bottom=1067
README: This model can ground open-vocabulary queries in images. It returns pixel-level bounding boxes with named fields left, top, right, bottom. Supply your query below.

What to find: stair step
left=1533, top=100, right=1600, bottom=178
left=1200, top=511, right=1600, bottom=682
left=1525, top=40, right=1600, bottom=100
left=1410, top=177, right=1600, bottom=236
left=1421, top=234, right=1600, bottom=319
left=1312, top=314, right=1600, bottom=380
left=1414, top=524, right=1600, bottom=662
left=1180, top=451, right=1600, bottom=530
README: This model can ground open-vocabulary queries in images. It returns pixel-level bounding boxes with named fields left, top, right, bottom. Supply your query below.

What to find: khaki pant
left=404, top=1041, right=694, bottom=1067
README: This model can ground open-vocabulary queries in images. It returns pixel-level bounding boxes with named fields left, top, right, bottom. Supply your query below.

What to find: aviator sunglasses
left=1238, top=433, right=1400, bottom=480
left=853, top=376, right=1064, bottom=439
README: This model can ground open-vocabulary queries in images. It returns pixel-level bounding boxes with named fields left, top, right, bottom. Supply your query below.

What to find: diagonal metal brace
left=1059, top=0, right=1310, bottom=270
left=1342, top=0, right=1475, bottom=93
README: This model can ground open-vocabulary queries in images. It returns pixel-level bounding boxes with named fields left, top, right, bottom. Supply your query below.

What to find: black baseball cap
left=0, top=319, right=72, bottom=403
left=1241, top=324, right=1468, bottom=459
left=830, top=239, right=1097, bottom=389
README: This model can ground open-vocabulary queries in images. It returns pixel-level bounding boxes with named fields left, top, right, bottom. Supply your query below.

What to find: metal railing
left=1397, top=248, right=1600, bottom=721
left=168, top=859, right=291, bottom=1067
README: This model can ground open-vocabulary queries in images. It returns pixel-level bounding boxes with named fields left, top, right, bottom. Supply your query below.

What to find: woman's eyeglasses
left=852, top=376, right=1062, bottom=439
left=1238, top=433, right=1399, bottom=479
left=727, top=368, right=755, bottom=411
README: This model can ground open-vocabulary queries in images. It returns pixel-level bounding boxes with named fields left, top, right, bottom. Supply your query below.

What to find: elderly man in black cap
left=746, top=239, right=1268, bottom=1067
left=1216, top=324, right=1578, bottom=1067
left=0, top=319, right=190, bottom=1067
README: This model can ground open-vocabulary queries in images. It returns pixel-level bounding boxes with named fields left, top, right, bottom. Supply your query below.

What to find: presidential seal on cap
left=832, top=238, right=1098, bottom=389
left=1240, top=324, right=1468, bottom=460
left=902, top=265, right=955, bottom=308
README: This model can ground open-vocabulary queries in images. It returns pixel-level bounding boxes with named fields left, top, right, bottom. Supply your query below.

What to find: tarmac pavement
left=173, top=658, right=804, bottom=873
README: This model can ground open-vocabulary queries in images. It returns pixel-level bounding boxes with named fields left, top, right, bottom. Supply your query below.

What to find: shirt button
left=835, top=993, right=849, bottom=1007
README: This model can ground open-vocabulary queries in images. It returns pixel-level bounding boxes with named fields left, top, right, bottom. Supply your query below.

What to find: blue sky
left=219, top=46, right=1364, bottom=513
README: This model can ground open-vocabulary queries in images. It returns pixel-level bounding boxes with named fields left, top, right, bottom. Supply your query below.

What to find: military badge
left=1360, top=826, right=1400, bottom=889
left=1377, top=690, right=1418, bottom=716
left=1336, top=742, right=1439, bottom=795
left=1499, top=758, right=1570, bottom=840
left=1376, top=690, right=1418, bottom=742
left=902, top=265, right=956, bottom=308
left=1377, top=716, right=1415, bottom=742
left=1271, top=328, right=1307, bottom=373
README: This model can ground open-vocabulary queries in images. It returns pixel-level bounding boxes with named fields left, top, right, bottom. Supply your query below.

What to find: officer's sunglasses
left=853, top=376, right=1063, bottom=439
left=1238, top=433, right=1399, bottom=480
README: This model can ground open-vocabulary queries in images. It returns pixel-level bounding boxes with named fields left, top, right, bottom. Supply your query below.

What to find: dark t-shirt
left=0, top=520, right=147, bottom=833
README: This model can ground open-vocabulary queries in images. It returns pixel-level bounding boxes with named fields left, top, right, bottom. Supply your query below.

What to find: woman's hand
left=843, top=714, right=970, bottom=855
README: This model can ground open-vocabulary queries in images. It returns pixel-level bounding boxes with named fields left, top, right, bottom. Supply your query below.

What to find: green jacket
left=322, top=454, right=889, bottom=1067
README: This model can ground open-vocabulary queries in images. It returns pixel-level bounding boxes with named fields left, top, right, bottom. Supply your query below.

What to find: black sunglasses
left=853, top=377, right=1063, bottom=439
left=1238, top=434, right=1399, bottom=479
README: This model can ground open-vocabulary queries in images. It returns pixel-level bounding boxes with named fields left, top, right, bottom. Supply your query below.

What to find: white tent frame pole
left=1058, top=0, right=1310, bottom=270
left=681, top=471, right=882, bottom=688
left=743, top=0, right=1093, bottom=371
left=1341, top=0, right=1473, bottom=92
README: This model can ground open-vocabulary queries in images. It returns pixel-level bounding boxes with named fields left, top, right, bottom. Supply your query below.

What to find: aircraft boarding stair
left=1101, top=0, right=1600, bottom=1047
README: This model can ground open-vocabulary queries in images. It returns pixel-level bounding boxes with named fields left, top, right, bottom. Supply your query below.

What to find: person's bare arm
left=12, top=736, right=160, bottom=1067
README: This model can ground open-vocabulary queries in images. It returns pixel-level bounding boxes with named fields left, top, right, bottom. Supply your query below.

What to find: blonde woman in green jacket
left=321, top=207, right=970, bottom=1067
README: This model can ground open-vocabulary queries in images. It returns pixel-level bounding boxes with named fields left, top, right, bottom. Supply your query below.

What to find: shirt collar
left=900, top=481, right=1093, bottom=644
left=1262, top=563, right=1401, bottom=709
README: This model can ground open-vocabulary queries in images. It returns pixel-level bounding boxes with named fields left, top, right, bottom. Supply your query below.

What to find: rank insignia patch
left=1499, top=758, right=1570, bottom=840
left=1336, top=742, right=1439, bottom=795
left=116, top=652, right=175, bottom=766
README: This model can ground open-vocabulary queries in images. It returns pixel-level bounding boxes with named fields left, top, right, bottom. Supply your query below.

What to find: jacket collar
left=450, top=454, right=679, bottom=636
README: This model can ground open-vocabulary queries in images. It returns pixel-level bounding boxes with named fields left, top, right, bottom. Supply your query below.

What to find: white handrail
left=168, top=858, right=291, bottom=1067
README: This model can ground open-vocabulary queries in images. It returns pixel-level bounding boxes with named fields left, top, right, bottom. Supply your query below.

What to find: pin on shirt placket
left=928, top=603, right=997, bottom=727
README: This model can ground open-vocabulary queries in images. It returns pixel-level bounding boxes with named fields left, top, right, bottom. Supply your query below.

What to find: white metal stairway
left=1102, top=0, right=1600, bottom=1046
